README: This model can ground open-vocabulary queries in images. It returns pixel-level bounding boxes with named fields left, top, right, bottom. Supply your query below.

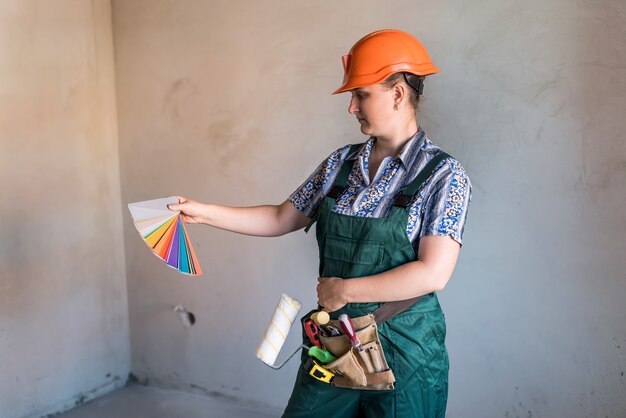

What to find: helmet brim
left=332, top=65, right=441, bottom=95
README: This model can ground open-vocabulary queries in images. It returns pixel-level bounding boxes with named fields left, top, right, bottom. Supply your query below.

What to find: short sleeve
left=419, top=158, right=472, bottom=245
left=288, top=145, right=351, bottom=218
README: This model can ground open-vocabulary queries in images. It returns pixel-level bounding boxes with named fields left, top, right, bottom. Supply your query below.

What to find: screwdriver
left=338, top=314, right=361, bottom=348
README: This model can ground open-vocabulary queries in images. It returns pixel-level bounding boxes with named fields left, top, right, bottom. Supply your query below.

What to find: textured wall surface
left=10, top=1, right=626, bottom=417
left=123, top=0, right=626, bottom=416
left=0, top=1, right=129, bottom=417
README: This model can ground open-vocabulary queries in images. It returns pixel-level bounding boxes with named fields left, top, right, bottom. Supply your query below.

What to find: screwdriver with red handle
left=338, top=314, right=361, bottom=348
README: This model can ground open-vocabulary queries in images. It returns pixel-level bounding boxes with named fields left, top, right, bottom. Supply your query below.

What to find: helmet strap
left=402, top=73, right=425, bottom=95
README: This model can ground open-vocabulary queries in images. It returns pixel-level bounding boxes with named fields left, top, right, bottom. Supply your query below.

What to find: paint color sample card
left=128, top=196, right=202, bottom=276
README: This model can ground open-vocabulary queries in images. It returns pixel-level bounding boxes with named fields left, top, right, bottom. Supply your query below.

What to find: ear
left=393, top=83, right=406, bottom=107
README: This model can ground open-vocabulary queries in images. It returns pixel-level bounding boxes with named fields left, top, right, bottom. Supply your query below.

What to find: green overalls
left=282, top=147, right=450, bottom=418
left=283, top=145, right=448, bottom=418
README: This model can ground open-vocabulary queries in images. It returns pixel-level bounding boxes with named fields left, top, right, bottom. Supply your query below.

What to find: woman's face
left=348, top=83, right=396, bottom=138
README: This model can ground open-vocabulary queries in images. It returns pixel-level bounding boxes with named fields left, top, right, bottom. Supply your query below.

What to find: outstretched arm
left=168, top=197, right=311, bottom=237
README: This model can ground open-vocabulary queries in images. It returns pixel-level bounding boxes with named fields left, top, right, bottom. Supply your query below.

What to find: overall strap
left=393, top=152, right=451, bottom=208
left=374, top=151, right=452, bottom=325
left=327, top=143, right=363, bottom=199
left=304, top=143, right=363, bottom=232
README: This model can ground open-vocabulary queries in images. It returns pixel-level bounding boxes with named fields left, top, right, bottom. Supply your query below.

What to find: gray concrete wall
left=0, top=1, right=129, bottom=417
left=78, top=0, right=626, bottom=416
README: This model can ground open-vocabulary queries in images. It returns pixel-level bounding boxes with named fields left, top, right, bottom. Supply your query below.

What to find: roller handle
left=338, top=314, right=360, bottom=348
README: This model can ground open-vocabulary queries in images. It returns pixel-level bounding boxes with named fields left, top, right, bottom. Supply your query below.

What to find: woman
left=170, top=29, right=471, bottom=418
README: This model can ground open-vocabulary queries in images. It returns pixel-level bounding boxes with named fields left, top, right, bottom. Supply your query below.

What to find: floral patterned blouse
left=289, top=129, right=472, bottom=245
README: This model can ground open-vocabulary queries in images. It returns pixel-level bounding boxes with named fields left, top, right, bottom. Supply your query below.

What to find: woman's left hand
left=317, top=277, right=347, bottom=312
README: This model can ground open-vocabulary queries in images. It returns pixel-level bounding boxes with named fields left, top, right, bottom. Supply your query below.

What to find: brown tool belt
left=319, top=313, right=395, bottom=391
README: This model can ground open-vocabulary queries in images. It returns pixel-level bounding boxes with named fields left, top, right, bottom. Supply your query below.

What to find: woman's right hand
left=167, top=196, right=208, bottom=224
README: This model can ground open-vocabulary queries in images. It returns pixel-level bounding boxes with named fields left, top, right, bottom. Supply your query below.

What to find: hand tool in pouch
left=338, top=314, right=376, bottom=372
left=311, top=310, right=330, bottom=326
left=303, top=358, right=335, bottom=383
left=264, top=344, right=337, bottom=370
left=338, top=314, right=361, bottom=347
left=304, top=319, right=322, bottom=348
left=321, top=325, right=342, bottom=336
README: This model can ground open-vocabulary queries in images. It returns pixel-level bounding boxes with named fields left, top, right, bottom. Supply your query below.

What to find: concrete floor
left=57, top=384, right=283, bottom=418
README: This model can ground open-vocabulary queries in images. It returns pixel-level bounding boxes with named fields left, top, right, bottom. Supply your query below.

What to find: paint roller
left=256, top=294, right=337, bottom=370
left=256, top=293, right=303, bottom=369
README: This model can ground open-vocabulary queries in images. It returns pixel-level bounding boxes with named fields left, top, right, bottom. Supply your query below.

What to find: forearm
left=316, top=236, right=461, bottom=311
left=341, top=260, right=449, bottom=303
left=201, top=200, right=308, bottom=237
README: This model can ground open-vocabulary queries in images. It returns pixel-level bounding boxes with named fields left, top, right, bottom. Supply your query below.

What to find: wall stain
left=74, top=394, right=87, bottom=406
left=127, top=372, right=149, bottom=386
left=162, top=77, right=198, bottom=124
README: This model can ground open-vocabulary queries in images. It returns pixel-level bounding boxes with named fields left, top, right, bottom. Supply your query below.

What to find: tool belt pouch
left=319, top=314, right=395, bottom=390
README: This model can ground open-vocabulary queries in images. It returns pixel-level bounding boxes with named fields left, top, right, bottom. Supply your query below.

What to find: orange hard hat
left=332, top=29, right=441, bottom=95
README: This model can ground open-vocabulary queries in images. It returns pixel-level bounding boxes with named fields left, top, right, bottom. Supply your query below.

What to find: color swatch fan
left=128, top=196, right=202, bottom=276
